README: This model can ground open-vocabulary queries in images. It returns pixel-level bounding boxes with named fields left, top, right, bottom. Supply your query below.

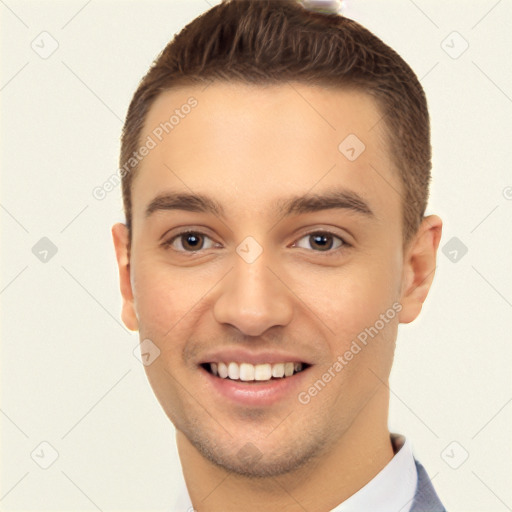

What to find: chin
left=182, top=421, right=330, bottom=479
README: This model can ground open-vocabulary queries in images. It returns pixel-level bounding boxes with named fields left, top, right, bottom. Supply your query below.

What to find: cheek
left=301, top=259, right=401, bottom=346
left=130, top=256, right=220, bottom=354
left=131, top=258, right=191, bottom=339
left=131, top=261, right=201, bottom=424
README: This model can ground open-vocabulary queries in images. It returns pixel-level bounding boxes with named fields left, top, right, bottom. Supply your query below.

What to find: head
left=112, top=0, right=442, bottom=479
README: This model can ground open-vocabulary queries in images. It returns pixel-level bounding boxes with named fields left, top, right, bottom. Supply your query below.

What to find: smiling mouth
left=201, top=361, right=310, bottom=383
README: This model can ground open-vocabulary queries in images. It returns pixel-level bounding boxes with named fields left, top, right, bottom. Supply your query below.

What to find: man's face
left=122, top=82, right=408, bottom=477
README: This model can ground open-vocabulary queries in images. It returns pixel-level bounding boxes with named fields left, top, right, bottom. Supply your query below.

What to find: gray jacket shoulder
left=409, top=459, right=446, bottom=512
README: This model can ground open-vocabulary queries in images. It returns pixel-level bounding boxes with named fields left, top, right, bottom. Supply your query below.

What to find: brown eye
left=163, top=231, right=216, bottom=252
left=293, top=231, right=346, bottom=254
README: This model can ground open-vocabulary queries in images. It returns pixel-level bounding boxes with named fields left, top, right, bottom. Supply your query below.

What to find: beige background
left=1, top=0, right=511, bottom=510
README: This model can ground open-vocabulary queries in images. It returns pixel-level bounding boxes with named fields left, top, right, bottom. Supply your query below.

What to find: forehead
left=132, top=82, right=401, bottom=226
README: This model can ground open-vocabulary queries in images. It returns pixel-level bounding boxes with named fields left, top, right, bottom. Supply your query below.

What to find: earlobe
left=398, top=215, right=443, bottom=324
left=111, top=223, right=139, bottom=331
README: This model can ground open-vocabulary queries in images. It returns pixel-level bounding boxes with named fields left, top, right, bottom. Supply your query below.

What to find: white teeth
left=239, top=363, right=255, bottom=381
left=218, top=362, right=228, bottom=379
left=284, top=362, right=294, bottom=377
left=228, top=362, right=239, bottom=380
left=272, top=363, right=285, bottom=378
left=254, top=363, right=272, bottom=381
left=208, top=361, right=306, bottom=381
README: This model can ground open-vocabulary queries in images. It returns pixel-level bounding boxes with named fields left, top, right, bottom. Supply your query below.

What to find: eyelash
left=161, top=229, right=350, bottom=257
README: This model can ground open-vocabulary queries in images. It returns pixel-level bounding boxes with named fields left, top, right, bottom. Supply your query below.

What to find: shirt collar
left=329, top=433, right=418, bottom=512
left=173, top=434, right=418, bottom=512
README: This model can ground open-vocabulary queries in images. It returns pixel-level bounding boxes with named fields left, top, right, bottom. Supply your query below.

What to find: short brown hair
left=120, top=0, right=431, bottom=243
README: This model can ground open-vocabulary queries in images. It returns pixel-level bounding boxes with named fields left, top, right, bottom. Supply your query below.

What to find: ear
left=111, top=223, right=139, bottom=331
left=398, top=215, right=443, bottom=324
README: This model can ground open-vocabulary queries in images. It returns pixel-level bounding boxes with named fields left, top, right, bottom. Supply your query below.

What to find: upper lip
left=198, top=348, right=313, bottom=366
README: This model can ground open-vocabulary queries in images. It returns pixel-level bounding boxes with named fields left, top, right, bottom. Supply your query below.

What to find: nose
left=213, top=250, right=294, bottom=337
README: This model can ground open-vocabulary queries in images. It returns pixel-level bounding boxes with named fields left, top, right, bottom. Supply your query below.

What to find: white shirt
left=172, top=434, right=418, bottom=512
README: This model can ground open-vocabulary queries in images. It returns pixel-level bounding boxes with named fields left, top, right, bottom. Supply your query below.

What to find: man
left=112, top=0, right=445, bottom=510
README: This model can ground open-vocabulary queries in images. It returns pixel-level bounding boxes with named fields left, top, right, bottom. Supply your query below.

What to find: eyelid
left=158, top=224, right=216, bottom=243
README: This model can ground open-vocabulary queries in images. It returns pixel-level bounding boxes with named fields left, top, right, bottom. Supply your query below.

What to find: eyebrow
left=144, top=188, right=374, bottom=219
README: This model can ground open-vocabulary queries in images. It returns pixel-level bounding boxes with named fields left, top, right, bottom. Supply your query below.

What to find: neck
left=177, top=387, right=393, bottom=512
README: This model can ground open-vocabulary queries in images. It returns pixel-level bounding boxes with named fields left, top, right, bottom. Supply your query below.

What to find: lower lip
left=199, top=366, right=311, bottom=407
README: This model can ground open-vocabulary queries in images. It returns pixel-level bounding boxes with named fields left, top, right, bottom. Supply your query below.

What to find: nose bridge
left=213, top=239, right=294, bottom=336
